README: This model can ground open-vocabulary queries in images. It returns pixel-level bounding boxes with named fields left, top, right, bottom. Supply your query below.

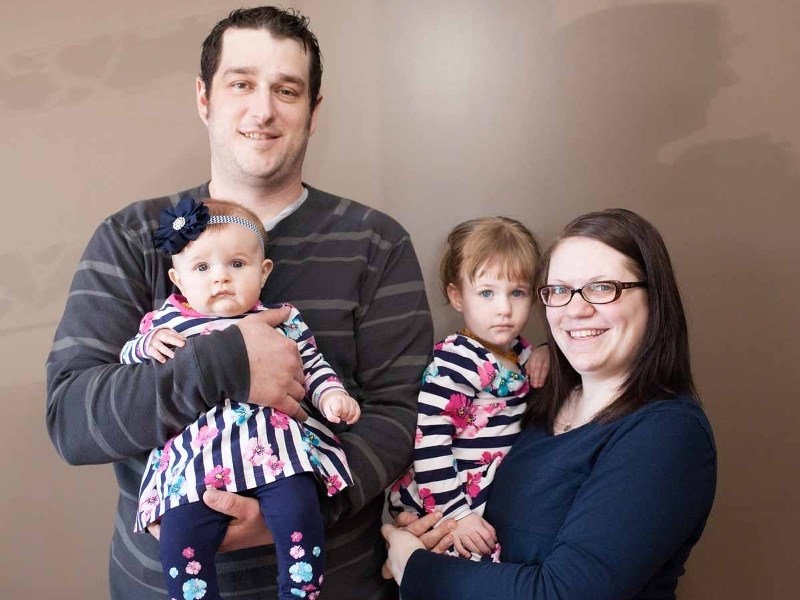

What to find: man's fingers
left=203, top=488, right=243, bottom=517
left=274, top=396, right=308, bottom=422
left=394, top=512, right=420, bottom=528
left=253, top=306, right=292, bottom=327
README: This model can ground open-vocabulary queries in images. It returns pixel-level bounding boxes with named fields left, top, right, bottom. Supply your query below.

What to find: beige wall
left=2, top=1, right=798, bottom=597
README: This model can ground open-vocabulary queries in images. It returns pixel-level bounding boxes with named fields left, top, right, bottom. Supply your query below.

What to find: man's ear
left=261, top=259, right=274, bottom=287
left=308, top=94, right=323, bottom=136
left=446, top=283, right=464, bottom=312
left=196, top=77, right=210, bottom=125
left=168, top=267, right=182, bottom=291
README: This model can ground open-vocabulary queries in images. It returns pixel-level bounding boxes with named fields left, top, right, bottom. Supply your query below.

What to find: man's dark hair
left=200, top=6, right=323, bottom=109
left=524, top=208, right=698, bottom=432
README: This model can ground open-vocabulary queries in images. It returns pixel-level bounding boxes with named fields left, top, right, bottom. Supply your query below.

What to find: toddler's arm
left=526, top=343, right=550, bottom=388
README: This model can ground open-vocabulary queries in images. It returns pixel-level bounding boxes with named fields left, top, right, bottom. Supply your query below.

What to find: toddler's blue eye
left=479, top=290, right=493, bottom=298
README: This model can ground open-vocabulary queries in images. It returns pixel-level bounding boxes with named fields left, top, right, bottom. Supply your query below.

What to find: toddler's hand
left=146, top=327, right=186, bottom=364
left=319, top=390, right=361, bottom=424
left=450, top=512, right=497, bottom=558
left=526, top=343, right=550, bottom=388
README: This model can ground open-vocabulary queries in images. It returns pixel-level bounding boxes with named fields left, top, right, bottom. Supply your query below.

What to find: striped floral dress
left=121, top=295, right=353, bottom=532
left=388, top=333, right=531, bottom=523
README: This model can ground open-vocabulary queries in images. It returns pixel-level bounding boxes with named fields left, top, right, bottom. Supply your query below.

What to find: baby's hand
left=146, top=327, right=186, bottom=364
left=526, top=343, right=550, bottom=388
left=319, top=390, right=361, bottom=424
left=450, top=512, right=497, bottom=558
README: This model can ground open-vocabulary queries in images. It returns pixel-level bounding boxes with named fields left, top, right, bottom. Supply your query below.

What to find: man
left=46, top=7, right=433, bottom=599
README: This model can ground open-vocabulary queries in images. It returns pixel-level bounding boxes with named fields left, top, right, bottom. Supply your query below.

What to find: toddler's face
left=448, top=261, right=533, bottom=351
left=169, top=225, right=271, bottom=317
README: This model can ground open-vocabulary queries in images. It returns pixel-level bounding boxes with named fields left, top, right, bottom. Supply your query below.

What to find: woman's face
left=545, top=237, right=649, bottom=385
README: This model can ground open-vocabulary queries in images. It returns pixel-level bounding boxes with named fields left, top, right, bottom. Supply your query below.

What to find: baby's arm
left=119, top=309, right=186, bottom=365
left=526, top=343, right=550, bottom=388
left=144, top=328, right=186, bottom=364
left=319, top=390, right=361, bottom=424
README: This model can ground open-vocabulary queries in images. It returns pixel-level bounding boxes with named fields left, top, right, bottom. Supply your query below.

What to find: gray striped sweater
left=46, top=183, right=433, bottom=599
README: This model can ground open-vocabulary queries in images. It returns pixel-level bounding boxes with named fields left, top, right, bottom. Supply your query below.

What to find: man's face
left=196, top=28, right=321, bottom=191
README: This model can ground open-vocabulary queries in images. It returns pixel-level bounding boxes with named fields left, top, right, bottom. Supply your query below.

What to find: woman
left=382, top=208, right=716, bottom=599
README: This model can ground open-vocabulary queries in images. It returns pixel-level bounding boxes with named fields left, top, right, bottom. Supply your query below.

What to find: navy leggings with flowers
left=159, top=474, right=325, bottom=600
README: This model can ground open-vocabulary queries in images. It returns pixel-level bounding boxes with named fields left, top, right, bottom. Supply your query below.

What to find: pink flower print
left=484, top=401, right=507, bottom=417
left=462, top=407, right=489, bottom=438
left=325, top=475, right=344, bottom=496
left=477, top=361, right=496, bottom=390
left=201, top=322, right=227, bottom=335
left=434, top=341, right=445, bottom=352
left=245, top=437, right=273, bottom=466
left=270, top=411, right=290, bottom=430
left=191, top=425, right=219, bottom=450
left=465, top=472, right=482, bottom=499
left=419, top=488, right=436, bottom=513
left=479, top=451, right=505, bottom=465
left=290, top=545, right=305, bottom=559
left=390, top=471, right=414, bottom=493
left=291, top=531, right=303, bottom=543
left=264, top=454, right=285, bottom=477
left=139, top=487, right=159, bottom=521
left=204, top=465, right=231, bottom=489
left=185, top=561, right=201, bottom=575
left=491, top=542, right=502, bottom=563
left=443, top=394, right=471, bottom=430
left=414, top=427, right=423, bottom=445
left=139, top=311, right=155, bottom=334
left=182, top=547, right=195, bottom=559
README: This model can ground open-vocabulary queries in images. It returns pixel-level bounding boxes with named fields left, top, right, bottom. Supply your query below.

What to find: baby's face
left=169, top=225, right=271, bottom=317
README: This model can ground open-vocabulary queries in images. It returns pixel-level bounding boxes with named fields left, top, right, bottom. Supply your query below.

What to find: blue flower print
left=182, top=577, right=207, bottom=600
left=422, top=363, right=439, bottom=384
left=169, top=567, right=179, bottom=578
left=150, top=450, right=163, bottom=471
left=234, top=404, right=254, bottom=426
left=167, top=476, right=187, bottom=501
left=312, top=546, right=321, bottom=557
left=305, top=432, right=320, bottom=447
left=289, top=561, right=314, bottom=583
left=284, top=316, right=303, bottom=340
left=291, top=589, right=306, bottom=598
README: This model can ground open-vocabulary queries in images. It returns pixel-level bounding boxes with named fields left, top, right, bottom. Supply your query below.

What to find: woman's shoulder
left=612, top=396, right=715, bottom=454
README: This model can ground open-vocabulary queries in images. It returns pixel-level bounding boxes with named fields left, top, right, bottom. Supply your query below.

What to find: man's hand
left=236, top=308, right=307, bottom=421
left=449, top=512, right=496, bottom=558
left=145, top=327, right=186, bottom=363
left=381, top=511, right=457, bottom=580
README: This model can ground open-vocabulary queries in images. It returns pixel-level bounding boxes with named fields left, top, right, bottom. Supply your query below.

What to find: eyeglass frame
left=537, top=280, right=648, bottom=307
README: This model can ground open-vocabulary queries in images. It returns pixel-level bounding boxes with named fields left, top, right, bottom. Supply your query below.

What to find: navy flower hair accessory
left=154, top=197, right=210, bottom=255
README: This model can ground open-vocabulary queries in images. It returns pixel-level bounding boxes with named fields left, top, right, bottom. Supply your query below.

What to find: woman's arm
left=396, top=409, right=716, bottom=600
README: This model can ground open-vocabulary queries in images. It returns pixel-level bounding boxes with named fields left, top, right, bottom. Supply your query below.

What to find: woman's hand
left=381, top=511, right=457, bottom=584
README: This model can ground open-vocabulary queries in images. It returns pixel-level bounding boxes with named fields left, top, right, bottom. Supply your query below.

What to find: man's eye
left=232, top=81, right=249, bottom=90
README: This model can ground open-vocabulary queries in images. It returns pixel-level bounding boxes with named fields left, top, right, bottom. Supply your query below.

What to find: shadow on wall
left=0, top=16, right=209, bottom=110
left=529, top=4, right=799, bottom=599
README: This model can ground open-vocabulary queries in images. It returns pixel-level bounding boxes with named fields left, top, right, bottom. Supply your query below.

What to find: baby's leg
left=253, top=474, right=325, bottom=600
left=158, top=500, right=229, bottom=600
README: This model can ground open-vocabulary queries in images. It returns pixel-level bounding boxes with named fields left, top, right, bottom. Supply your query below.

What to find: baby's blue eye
left=196, top=263, right=208, bottom=272
left=479, top=290, right=493, bottom=298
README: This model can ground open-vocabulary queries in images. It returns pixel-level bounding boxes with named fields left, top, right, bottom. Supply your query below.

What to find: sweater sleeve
left=413, top=344, right=482, bottom=521
left=327, top=228, right=433, bottom=522
left=45, top=214, right=251, bottom=465
left=401, top=410, right=717, bottom=600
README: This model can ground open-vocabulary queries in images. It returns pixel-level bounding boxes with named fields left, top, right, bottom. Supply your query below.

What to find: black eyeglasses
left=538, top=280, right=648, bottom=307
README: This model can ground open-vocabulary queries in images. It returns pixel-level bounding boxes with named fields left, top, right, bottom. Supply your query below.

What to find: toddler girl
left=121, top=198, right=359, bottom=600
left=388, top=216, right=547, bottom=560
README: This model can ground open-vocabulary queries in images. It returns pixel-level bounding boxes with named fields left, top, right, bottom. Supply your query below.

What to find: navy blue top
left=401, top=396, right=716, bottom=600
